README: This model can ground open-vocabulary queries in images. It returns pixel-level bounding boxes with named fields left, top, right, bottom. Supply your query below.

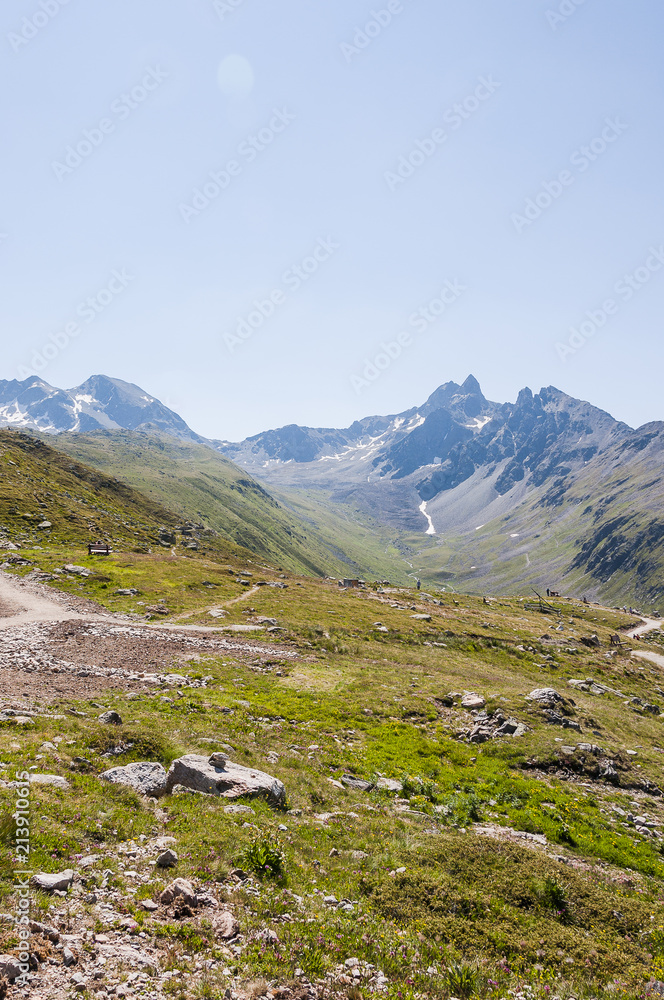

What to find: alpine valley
left=1, top=373, right=663, bottom=607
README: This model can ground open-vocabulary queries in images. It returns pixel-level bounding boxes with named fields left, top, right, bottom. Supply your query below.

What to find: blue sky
left=2, top=0, right=663, bottom=439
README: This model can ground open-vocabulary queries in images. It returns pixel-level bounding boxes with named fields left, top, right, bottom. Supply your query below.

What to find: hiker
left=416, top=579, right=421, bottom=590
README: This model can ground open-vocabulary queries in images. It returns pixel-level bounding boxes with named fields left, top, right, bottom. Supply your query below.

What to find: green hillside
left=0, top=428, right=193, bottom=553
left=3, top=552, right=664, bottom=997
left=50, top=430, right=406, bottom=581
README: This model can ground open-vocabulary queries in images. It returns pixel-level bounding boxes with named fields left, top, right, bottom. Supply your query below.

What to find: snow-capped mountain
left=0, top=375, right=200, bottom=440
left=217, top=375, right=631, bottom=533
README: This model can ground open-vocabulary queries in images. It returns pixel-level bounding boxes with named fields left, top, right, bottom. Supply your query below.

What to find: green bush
left=241, top=835, right=286, bottom=880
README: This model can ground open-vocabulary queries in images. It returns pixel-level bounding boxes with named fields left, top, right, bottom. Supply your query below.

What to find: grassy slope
left=4, top=540, right=664, bottom=995
left=0, top=427, right=259, bottom=566
left=50, top=430, right=408, bottom=582
left=410, top=449, right=664, bottom=610
left=0, top=428, right=175, bottom=550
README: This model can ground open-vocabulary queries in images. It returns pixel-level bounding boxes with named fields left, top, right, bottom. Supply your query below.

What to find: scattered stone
left=157, top=849, right=179, bottom=868
left=70, top=757, right=92, bottom=770
left=62, top=946, right=77, bottom=966
left=224, top=804, right=255, bottom=815
left=63, top=564, right=90, bottom=577
left=30, top=869, right=74, bottom=893
left=141, top=899, right=159, bottom=912
left=160, top=878, right=197, bottom=907
left=115, top=588, right=140, bottom=596
left=410, top=613, right=432, bottom=621
left=29, top=920, right=59, bottom=943
left=461, top=693, right=485, bottom=710
left=340, top=774, right=374, bottom=792
left=99, top=710, right=123, bottom=725
left=165, top=754, right=286, bottom=805
left=543, top=711, right=581, bottom=731
left=0, top=955, right=22, bottom=980
left=99, top=761, right=167, bottom=797
left=212, top=910, right=240, bottom=939
left=460, top=710, right=528, bottom=743
left=569, top=678, right=624, bottom=697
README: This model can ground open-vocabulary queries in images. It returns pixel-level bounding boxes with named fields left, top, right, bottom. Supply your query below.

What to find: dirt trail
left=626, top=617, right=664, bottom=669
left=633, top=650, right=664, bottom=669
left=0, top=570, right=251, bottom=636
left=170, top=584, right=262, bottom=624
left=0, top=571, right=102, bottom=628
left=0, top=571, right=296, bottom=705
left=627, top=617, right=664, bottom=639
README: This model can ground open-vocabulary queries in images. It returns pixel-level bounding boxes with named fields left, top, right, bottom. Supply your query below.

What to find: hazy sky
left=3, top=0, right=664, bottom=439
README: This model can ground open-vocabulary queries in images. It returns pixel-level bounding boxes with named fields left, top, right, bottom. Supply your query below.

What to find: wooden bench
left=88, top=543, right=111, bottom=556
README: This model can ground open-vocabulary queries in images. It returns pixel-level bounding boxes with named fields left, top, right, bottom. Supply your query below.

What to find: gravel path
left=0, top=571, right=296, bottom=705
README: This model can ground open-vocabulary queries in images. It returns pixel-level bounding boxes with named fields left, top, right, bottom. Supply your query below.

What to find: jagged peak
left=460, top=374, right=483, bottom=396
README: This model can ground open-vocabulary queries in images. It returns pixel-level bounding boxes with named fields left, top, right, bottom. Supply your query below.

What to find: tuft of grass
left=444, top=960, right=484, bottom=999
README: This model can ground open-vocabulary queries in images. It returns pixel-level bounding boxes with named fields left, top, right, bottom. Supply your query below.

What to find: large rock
left=165, top=754, right=285, bottom=806
left=99, top=762, right=167, bottom=798
left=30, top=870, right=74, bottom=893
